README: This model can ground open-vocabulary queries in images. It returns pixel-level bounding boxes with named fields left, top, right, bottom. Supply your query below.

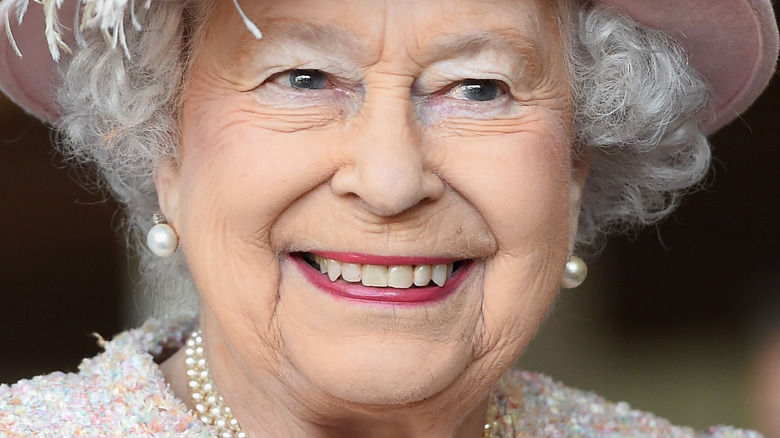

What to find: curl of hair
left=54, top=1, right=711, bottom=316
left=56, top=0, right=210, bottom=316
left=569, top=3, right=711, bottom=249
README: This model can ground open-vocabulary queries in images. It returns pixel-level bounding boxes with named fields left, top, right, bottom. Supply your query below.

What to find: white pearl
left=561, top=255, right=588, bottom=289
left=186, top=329, right=246, bottom=438
left=146, top=223, right=178, bottom=257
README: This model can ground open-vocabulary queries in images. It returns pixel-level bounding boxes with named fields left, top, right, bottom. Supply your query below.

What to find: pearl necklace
left=185, top=331, right=247, bottom=438
left=186, top=330, right=508, bottom=438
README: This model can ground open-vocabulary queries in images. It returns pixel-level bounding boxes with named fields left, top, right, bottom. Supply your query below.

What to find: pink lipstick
left=290, top=253, right=473, bottom=305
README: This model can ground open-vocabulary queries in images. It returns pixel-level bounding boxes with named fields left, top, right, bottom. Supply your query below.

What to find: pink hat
left=0, top=0, right=777, bottom=133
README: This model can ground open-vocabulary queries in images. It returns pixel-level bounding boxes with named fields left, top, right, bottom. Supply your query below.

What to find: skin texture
left=158, top=0, right=590, bottom=436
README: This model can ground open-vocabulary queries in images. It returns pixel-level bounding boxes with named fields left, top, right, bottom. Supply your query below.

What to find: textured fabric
left=0, top=320, right=764, bottom=437
left=487, top=371, right=763, bottom=438
left=0, top=319, right=208, bottom=438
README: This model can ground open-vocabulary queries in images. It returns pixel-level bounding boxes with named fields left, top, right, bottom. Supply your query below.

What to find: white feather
left=15, top=0, right=30, bottom=25
left=232, top=0, right=262, bottom=40
left=43, top=0, right=71, bottom=62
left=4, top=10, right=23, bottom=58
left=5, top=0, right=264, bottom=61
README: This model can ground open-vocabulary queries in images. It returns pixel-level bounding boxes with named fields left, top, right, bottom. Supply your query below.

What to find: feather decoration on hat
left=4, top=0, right=30, bottom=58
left=4, top=0, right=262, bottom=62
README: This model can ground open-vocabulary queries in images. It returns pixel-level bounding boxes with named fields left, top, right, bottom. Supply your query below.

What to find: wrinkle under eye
left=289, top=69, right=328, bottom=90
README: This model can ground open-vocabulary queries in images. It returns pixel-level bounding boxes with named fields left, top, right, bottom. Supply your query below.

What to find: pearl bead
left=561, top=255, right=588, bottom=289
left=186, top=329, right=247, bottom=438
left=146, top=223, right=178, bottom=257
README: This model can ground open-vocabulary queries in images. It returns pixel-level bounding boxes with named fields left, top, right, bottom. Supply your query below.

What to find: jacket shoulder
left=0, top=320, right=206, bottom=437
left=492, top=369, right=763, bottom=438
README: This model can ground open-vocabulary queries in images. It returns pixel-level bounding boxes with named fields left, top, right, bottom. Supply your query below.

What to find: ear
left=154, top=160, right=181, bottom=226
left=567, top=146, right=592, bottom=253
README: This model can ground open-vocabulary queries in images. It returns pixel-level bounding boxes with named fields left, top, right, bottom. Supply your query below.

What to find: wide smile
left=290, top=252, right=474, bottom=305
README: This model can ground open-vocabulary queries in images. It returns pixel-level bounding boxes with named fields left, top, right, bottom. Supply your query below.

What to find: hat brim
left=0, top=0, right=77, bottom=124
left=0, top=0, right=777, bottom=133
left=602, top=0, right=779, bottom=133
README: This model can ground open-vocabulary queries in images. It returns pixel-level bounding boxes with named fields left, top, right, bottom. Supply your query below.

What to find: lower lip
left=290, top=256, right=474, bottom=305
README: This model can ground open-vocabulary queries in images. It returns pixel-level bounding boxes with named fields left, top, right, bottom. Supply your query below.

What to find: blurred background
left=1, top=31, right=778, bottom=437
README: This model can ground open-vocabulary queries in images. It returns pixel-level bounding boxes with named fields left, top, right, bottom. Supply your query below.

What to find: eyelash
left=268, top=69, right=334, bottom=91
left=266, top=69, right=510, bottom=102
left=256, top=70, right=517, bottom=123
left=438, top=79, right=509, bottom=102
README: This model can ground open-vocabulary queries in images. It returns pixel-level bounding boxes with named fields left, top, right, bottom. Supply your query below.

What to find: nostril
left=331, top=164, right=443, bottom=217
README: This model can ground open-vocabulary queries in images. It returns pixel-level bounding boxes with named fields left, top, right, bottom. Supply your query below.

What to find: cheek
left=434, top=120, right=572, bottom=251
left=433, top=118, right=572, bottom=359
left=177, top=102, right=340, bottom=240
left=173, top=99, right=347, bottom=310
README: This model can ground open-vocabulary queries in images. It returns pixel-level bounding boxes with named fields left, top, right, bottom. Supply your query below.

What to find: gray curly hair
left=53, top=0, right=710, bottom=316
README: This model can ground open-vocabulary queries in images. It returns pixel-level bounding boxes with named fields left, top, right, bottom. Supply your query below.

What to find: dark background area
left=602, top=80, right=780, bottom=337
left=0, top=97, right=124, bottom=382
left=0, top=29, right=778, bottom=432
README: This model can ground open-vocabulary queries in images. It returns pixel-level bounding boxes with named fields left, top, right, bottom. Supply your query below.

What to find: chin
left=295, top=335, right=474, bottom=406
left=270, top=254, right=492, bottom=406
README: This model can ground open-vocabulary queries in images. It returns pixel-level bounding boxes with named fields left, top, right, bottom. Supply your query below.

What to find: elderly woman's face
left=159, top=0, right=584, bottom=411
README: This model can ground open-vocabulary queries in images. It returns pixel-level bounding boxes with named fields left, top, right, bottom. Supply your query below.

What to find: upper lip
left=307, top=251, right=462, bottom=266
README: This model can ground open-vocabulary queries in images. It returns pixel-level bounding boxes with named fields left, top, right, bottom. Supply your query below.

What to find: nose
left=331, top=92, right=445, bottom=217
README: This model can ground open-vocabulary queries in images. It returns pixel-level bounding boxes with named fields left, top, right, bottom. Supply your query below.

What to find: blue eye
left=289, top=69, right=328, bottom=90
left=451, top=79, right=501, bottom=101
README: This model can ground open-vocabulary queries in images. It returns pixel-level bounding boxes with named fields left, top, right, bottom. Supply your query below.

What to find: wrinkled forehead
left=193, top=0, right=570, bottom=73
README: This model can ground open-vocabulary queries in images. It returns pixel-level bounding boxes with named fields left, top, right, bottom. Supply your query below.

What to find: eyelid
left=416, top=72, right=518, bottom=98
left=260, top=69, right=366, bottom=98
left=444, top=79, right=509, bottom=99
left=246, top=53, right=358, bottom=88
left=266, top=69, right=331, bottom=88
left=417, top=54, right=522, bottom=91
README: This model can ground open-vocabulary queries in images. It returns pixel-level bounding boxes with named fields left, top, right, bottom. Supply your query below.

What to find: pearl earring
left=561, top=255, right=587, bottom=289
left=146, top=214, right=179, bottom=257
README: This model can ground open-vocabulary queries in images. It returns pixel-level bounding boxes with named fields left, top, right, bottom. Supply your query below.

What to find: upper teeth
left=311, top=255, right=455, bottom=288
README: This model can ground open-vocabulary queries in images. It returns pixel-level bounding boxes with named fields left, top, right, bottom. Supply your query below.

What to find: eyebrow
left=424, top=30, right=546, bottom=78
left=246, top=19, right=367, bottom=62
left=243, top=20, right=547, bottom=79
